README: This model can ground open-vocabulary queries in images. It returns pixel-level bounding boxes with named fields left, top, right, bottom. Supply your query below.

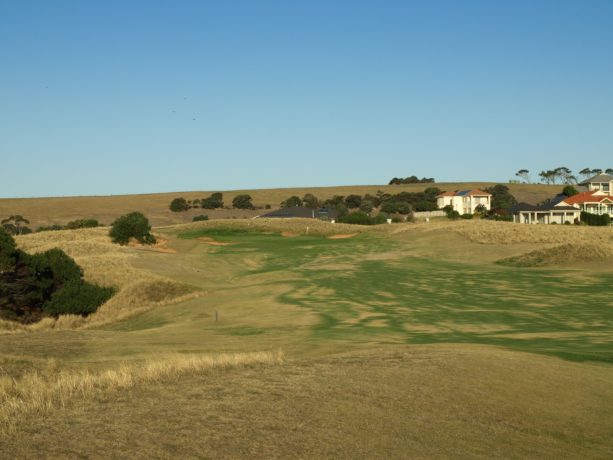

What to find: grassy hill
left=0, top=182, right=561, bottom=228
left=2, top=219, right=612, bottom=457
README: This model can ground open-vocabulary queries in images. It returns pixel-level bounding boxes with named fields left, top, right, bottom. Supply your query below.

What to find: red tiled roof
left=563, top=191, right=611, bottom=205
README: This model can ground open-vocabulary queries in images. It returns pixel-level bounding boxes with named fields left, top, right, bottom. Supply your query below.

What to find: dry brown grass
left=0, top=351, right=283, bottom=434
left=0, top=182, right=560, bottom=227
left=2, top=228, right=201, bottom=332
left=2, top=345, right=612, bottom=459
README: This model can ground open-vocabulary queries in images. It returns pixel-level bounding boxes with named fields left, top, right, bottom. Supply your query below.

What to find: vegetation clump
left=169, top=197, right=190, bottom=212
left=0, top=229, right=113, bottom=323
left=232, top=194, right=254, bottom=209
left=201, top=193, right=224, bottom=209
left=1, top=215, right=32, bottom=235
left=192, top=215, right=209, bottom=222
left=109, top=212, right=156, bottom=245
left=581, top=211, right=611, bottom=226
left=338, top=212, right=387, bottom=225
left=388, top=176, right=435, bottom=184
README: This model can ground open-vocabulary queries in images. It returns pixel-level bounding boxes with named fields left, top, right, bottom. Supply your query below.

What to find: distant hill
left=0, top=182, right=561, bottom=228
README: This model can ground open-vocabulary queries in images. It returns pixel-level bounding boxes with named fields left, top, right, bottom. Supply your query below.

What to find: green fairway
left=174, top=228, right=613, bottom=363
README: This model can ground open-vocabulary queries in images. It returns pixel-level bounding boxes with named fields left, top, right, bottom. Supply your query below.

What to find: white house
left=512, top=173, right=613, bottom=224
left=436, top=189, right=492, bottom=214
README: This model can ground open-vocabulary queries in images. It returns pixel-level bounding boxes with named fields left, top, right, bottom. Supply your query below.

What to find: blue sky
left=1, top=0, right=612, bottom=197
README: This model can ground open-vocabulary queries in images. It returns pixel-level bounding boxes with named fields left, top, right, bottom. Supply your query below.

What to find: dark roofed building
left=258, top=207, right=339, bottom=220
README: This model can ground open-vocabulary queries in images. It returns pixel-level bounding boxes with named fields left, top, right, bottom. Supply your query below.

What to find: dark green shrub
left=43, top=279, right=114, bottom=316
left=232, top=194, right=254, bottom=209
left=581, top=211, right=611, bottom=226
left=192, top=215, right=209, bottom=222
left=281, top=196, right=303, bottom=208
left=381, top=201, right=412, bottom=214
left=109, top=212, right=156, bottom=245
left=562, top=185, right=578, bottom=197
left=169, top=197, right=190, bottom=212
left=359, top=200, right=374, bottom=214
left=201, top=192, right=224, bottom=209
left=65, top=219, right=101, bottom=229
left=460, top=213, right=473, bottom=219
left=447, top=210, right=460, bottom=220
left=0, top=228, right=17, bottom=272
left=338, top=212, right=387, bottom=225
left=37, top=224, right=64, bottom=232
left=302, top=193, right=319, bottom=208
left=265, top=204, right=271, bottom=210
left=344, top=195, right=362, bottom=209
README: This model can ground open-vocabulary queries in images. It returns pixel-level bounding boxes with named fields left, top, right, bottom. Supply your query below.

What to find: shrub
left=281, top=196, right=302, bottom=208
left=192, top=215, right=209, bottom=222
left=37, top=224, right=64, bottom=232
left=0, top=228, right=17, bottom=272
left=359, top=200, right=374, bottom=214
left=43, top=279, right=114, bottom=316
left=338, top=212, right=387, bottom=225
left=344, top=194, right=362, bottom=209
left=169, top=197, right=190, bottom=212
left=562, top=185, right=579, bottom=197
left=65, top=219, right=101, bottom=229
left=265, top=204, right=271, bottom=210
left=581, top=211, right=611, bottom=226
left=232, top=194, right=254, bottom=209
left=302, top=193, right=319, bottom=208
left=447, top=210, right=461, bottom=220
left=109, top=212, right=156, bottom=245
left=201, top=192, right=224, bottom=209
left=381, top=201, right=412, bottom=214
left=460, top=213, right=473, bottom=219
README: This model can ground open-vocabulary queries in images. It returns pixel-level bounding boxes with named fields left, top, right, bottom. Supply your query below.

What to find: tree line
left=170, top=193, right=255, bottom=212
left=515, top=167, right=613, bottom=185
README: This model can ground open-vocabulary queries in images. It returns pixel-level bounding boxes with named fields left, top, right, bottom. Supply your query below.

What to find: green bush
left=201, top=193, right=224, bottom=209
left=0, top=228, right=17, bottom=272
left=65, top=219, right=101, bottom=229
left=460, top=213, right=473, bottom=219
left=447, top=210, right=460, bottom=220
left=232, top=194, right=254, bottom=209
left=581, top=211, right=611, bottom=226
left=192, top=214, right=209, bottom=222
left=109, top=212, right=156, bottom=245
left=43, top=279, right=114, bottom=316
left=338, top=212, right=387, bottom=225
left=281, top=196, right=303, bottom=208
left=169, top=197, right=190, bottom=212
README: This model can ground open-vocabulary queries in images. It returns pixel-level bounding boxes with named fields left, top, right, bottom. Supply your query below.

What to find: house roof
left=510, top=202, right=579, bottom=213
left=563, top=191, right=611, bottom=205
left=259, top=206, right=339, bottom=219
left=436, top=189, right=491, bottom=198
left=579, top=173, right=613, bottom=185
left=509, top=202, right=537, bottom=212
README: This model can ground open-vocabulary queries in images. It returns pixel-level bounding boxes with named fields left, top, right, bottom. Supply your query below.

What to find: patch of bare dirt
left=327, top=233, right=358, bottom=240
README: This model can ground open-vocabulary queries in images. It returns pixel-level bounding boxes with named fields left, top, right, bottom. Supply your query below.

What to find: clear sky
left=1, top=0, right=612, bottom=197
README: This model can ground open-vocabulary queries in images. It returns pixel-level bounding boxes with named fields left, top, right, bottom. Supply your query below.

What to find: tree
left=562, top=185, right=578, bottom=197
left=591, top=168, right=603, bottom=176
left=1, top=215, right=32, bottom=235
left=554, top=166, right=575, bottom=184
left=485, top=184, right=517, bottom=211
left=0, top=228, right=17, bottom=273
left=344, top=194, right=362, bottom=209
left=281, top=196, right=303, bottom=208
left=169, top=197, right=190, bottom=212
left=232, top=194, right=254, bottom=209
left=359, top=200, right=374, bottom=214
left=201, top=192, right=224, bottom=209
left=606, top=168, right=613, bottom=176
left=109, top=212, right=156, bottom=245
left=302, top=193, right=319, bottom=208
left=539, top=170, right=555, bottom=184
left=515, top=169, right=531, bottom=183
left=474, top=204, right=487, bottom=214
left=579, top=168, right=593, bottom=180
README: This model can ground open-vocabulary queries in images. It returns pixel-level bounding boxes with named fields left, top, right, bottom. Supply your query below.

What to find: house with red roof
left=436, top=189, right=492, bottom=215
left=511, top=173, right=613, bottom=224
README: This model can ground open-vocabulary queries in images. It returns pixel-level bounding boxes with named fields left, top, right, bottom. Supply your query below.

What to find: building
left=579, top=173, right=613, bottom=194
left=436, top=189, right=492, bottom=214
left=511, top=173, right=613, bottom=224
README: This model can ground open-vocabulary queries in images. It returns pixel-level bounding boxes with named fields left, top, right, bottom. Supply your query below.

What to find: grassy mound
left=497, top=243, right=613, bottom=267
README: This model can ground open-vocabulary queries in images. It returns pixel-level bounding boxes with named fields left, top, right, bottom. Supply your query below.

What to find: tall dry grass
left=498, top=243, right=613, bottom=267
left=1, top=228, right=201, bottom=333
left=0, top=351, right=283, bottom=434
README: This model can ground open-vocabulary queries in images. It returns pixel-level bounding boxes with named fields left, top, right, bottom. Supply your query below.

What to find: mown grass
left=180, top=227, right=613, bottom=363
